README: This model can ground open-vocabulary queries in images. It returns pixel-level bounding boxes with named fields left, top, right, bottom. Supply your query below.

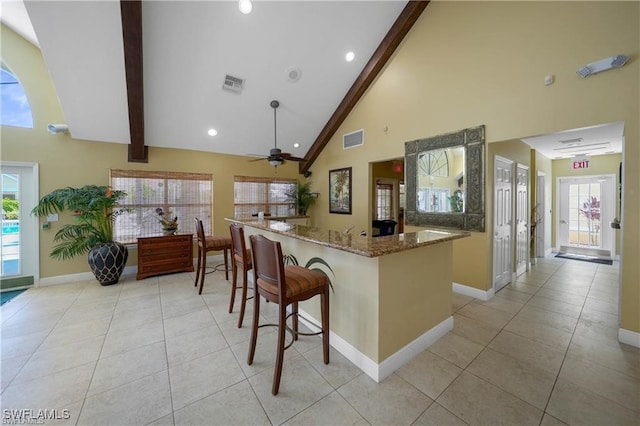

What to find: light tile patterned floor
left=1, top=256, right=639, bottom=425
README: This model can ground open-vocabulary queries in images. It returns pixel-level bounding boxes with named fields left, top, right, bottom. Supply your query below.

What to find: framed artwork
left=329, top=167, right=352, bottom=214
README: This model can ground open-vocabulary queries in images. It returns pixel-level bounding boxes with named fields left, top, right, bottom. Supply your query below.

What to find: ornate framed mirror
left=404, top=125, right=485, bottom=232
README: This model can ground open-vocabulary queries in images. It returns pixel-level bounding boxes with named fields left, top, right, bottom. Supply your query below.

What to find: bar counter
left=227, top=218, right=470, bottom=382
left=229, top=219, right=469, bottom=257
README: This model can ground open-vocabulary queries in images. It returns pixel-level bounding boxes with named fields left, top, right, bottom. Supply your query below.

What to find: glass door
left=557, top=175, right=615, bottom=255
left=1, top=163, right=38, bottom=289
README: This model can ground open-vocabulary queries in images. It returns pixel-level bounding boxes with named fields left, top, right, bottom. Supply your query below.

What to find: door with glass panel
left=1, top=163, right=38, bottom=289
left=557, top=175, right=615, bottom=256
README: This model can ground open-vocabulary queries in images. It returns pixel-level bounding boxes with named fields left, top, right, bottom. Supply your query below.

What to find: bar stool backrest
left=249, top=234, right=285, bottom=301
left=229, top=223, right=246, bottom=259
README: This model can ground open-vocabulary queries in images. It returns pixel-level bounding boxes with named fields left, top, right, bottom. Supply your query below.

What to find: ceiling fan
left=249, top=100, right=304, bottom=167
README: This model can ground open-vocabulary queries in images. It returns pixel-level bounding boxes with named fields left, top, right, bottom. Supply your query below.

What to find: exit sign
left=572, top=156, right=590, bottom=170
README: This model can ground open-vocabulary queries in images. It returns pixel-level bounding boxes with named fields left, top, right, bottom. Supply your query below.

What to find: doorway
left=515, top=164, right=529, bottom=276
left=557, top=175, right=616, bottom=257
left=1, top=162, right=39, bottom=290
left=535, top=172, right=546, bottom=258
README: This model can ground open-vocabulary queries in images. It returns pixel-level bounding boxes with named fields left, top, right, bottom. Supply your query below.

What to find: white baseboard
left=34, top=255, right=226, bottom=287
left=296, top=308, right=453, bottom=383
left=618, top=328, right=640, bottom=348
left=452, top=282, right=494, bottom=301
left=38, top=271, right=96, bottom=286
left=377, top=316, right=453, bottom=381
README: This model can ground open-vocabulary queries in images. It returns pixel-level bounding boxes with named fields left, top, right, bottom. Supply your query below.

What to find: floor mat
left=555, top=252, right=613, bottom=265
left=1, top=289, right=27, bottom=306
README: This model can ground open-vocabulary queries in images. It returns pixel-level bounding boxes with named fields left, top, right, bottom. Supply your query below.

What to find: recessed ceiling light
left=345, top=51, right=355, bottom=62
left=293, top=143, right=300, bottom=148
left=238, top=0, right=252, bottom=14
left=207, top=128, right=218, bottom=137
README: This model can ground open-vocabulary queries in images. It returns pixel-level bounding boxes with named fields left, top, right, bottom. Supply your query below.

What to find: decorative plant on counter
left=155, top=207, right=178, bottom=234
left=31, top=185, right=129, bottom=285
left=285, top=181, right=317, bottom=216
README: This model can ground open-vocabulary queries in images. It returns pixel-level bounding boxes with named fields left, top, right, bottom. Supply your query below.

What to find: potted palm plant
left=31, top=185, right=129, bottom=285
left=285, top=181, right=317, bottom=216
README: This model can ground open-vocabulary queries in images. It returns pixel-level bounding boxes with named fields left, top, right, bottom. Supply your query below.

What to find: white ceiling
left=521, top=121, right=624, bottom=160
left=2, top=0, right=407, bottom=161
left=1, top=1, right=624, bottom=163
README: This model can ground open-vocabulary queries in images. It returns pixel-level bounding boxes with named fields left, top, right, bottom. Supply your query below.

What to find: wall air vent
left=343, top=129, right=364, bottom=149
left=222, top=74, right=245, bottom=94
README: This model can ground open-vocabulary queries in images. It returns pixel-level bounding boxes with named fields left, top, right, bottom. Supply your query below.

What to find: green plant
left=2, top=198, right=19, bottom=220
left=31, top=185, right=128, bottom=260
left=448, top=189, right=463, bottom=213
left=285, top=181, right=317, bottom=216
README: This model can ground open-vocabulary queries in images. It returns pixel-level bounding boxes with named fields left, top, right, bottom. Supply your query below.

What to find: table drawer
left=137, top=234, right=194, bottom=280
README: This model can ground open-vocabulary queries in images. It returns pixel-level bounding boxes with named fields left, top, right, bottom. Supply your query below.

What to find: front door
left=493, top=156, right=513, bottom=292
left=557, top=175, right=616, bottom=256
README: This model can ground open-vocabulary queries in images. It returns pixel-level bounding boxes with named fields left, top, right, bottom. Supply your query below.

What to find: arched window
left=1, top=65, right=34, bottom=128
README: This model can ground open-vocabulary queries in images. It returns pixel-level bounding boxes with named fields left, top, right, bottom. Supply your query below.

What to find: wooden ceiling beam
left=121, top=0, right=148, bottom=163
left=300, top=0, right=429, bottom=174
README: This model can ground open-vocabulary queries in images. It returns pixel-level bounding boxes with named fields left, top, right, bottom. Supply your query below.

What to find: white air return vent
left=222, top=74, right=245, bottom=94
left=343, top=129, right=364, bottom=149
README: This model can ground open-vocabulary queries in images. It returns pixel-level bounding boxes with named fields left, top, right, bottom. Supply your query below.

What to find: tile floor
left=1, top=256, right=639, bottom=425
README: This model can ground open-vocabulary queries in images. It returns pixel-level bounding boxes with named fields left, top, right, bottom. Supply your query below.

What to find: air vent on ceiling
left=222, top=74, right=245, bottom=94
left=343, top=129, right=364, bottom=149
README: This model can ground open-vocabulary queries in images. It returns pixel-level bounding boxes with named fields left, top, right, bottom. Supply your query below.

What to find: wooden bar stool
left=194, top=218, right=232, bottom=295
left=229, top=223, right=253, bottom=327
left=247, top=234, right=330, bottom=395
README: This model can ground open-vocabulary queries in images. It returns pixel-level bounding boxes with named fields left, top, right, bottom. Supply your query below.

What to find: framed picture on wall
left=329, top=167, right=352, bottom=214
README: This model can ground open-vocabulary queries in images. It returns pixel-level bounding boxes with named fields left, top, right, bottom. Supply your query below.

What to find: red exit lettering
left=572, top=160, right=590, bottom=169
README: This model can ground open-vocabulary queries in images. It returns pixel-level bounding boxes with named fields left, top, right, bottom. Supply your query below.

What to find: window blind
left=234, top=176, right=297, bottom=218
left=110, top=169, right=213, bottom=244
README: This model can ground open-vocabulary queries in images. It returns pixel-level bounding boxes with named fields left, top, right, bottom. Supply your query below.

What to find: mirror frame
left=405, top=125, right=485, bottom=232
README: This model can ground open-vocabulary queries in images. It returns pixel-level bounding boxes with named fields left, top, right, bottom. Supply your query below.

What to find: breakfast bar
left=228, top=218, right=470, bottom=381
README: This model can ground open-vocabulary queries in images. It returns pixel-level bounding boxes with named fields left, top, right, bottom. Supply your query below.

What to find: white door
left=557, top=175, right=616, bottom=256
left=493, top=156, right=513, bottom=292
left=515, top=164, right=529, bottom=276
left=0, top=162, right=39, bottom=288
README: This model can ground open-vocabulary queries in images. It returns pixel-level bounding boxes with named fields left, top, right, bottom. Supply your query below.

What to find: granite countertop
left=227, top=218, right=470, bottom=257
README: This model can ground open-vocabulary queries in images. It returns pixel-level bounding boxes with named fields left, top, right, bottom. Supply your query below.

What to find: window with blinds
left=376, top=182, right=393, bottom=220
left=234, top=176, right=297, bottom=218
left=110, top=169, right=213, bottom=244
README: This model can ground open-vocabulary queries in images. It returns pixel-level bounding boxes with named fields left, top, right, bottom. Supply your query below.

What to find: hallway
left=1, top=255, right=638, bottom=425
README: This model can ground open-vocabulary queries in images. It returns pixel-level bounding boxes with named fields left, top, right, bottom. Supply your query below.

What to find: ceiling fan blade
left=248, top=157, right=266, bottom=162
left=280, top=153, right=305, bottom=162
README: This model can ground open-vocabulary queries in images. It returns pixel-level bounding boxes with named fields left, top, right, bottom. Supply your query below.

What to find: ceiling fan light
left=269, top=158, right=284, bottom=167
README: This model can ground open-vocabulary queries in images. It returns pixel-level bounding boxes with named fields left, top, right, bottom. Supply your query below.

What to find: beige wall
left=307, top=2, right=639, bottom=333
left=1, top=24, right=300, bottom=279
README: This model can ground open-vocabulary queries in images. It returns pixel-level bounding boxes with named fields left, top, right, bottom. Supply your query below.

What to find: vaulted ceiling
left=2, top=1, right=624, bottom=168
left=3, top=0, right=428, bottom=172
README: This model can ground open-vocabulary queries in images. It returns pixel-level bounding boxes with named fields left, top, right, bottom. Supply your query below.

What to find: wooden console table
left=136, top=234, right=194, bottom=280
